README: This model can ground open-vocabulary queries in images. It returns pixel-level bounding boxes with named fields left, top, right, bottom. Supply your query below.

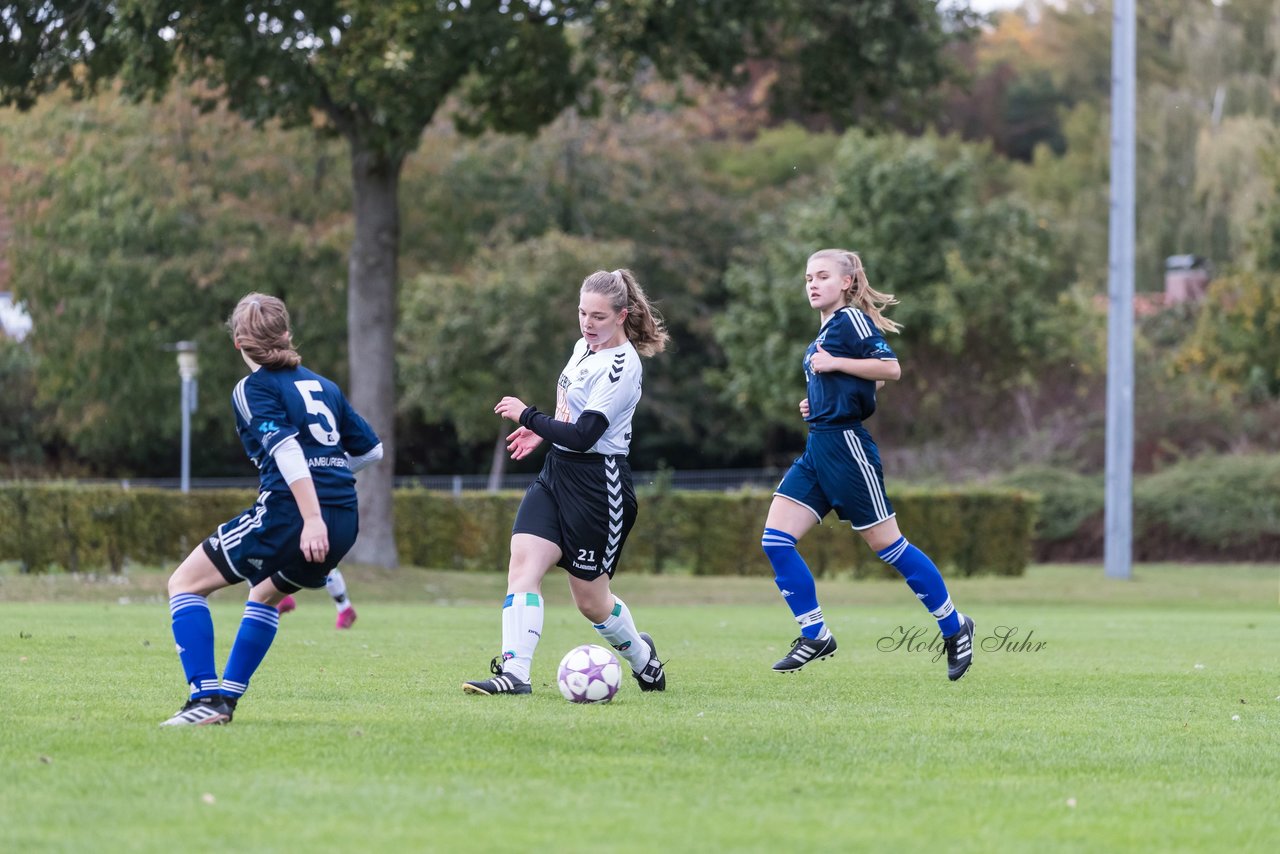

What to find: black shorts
left=513, top=448, right=638, bottom=581
left=202, top=493, right=360, bottom=594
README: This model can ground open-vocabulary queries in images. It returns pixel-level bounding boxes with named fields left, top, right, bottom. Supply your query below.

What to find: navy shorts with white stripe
left=202, top=493, right=359, bottom=593
left=774, top=423, right=895, bottom=531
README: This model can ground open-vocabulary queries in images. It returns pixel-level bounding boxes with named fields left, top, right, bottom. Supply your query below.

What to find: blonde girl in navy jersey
left=763, top=249, right=975, bottom=680
left=160, top=293, right=382, bottom=725
left=463, top=269, right=669, bottom=696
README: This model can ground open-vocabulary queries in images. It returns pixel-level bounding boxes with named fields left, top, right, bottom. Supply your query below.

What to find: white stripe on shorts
left=842, top=429, right=890, bottom=522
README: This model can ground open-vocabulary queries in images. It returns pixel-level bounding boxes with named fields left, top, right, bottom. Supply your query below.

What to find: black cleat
left=159, top=695, right=232, bottom=727
left=772, top=633, right=838, bottom=673
left=944, top=615, right=975, bottom=681
left=463, top=657, right=532, bottom=695
left=220, top=694, right=239, bottom=721
left=632, top=632, right=667, bottom=692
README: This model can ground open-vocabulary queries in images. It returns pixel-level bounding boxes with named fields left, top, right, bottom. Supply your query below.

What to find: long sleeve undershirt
left=519, top=406, right=609, bottom=453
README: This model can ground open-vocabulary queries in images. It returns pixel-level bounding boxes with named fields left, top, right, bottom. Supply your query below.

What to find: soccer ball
left=557, top=644, right=622, bottom=704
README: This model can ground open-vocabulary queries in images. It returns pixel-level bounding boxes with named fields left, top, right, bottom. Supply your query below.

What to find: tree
left=0, top=3, right=120, bottom=110
left=4, top=1, right=977, bottom=565
left=3, top=84, right=350, bottom=475
left=0, top=336, right=46, bottom=474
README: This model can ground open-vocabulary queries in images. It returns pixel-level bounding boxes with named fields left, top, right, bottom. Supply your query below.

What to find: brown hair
left=580, top=268, right=669, bottom=357
left=227, top=293, right=301, bottom=369
left=808, top=248, right=902, bottom=334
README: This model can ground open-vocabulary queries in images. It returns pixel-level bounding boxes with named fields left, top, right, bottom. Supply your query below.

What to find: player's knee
left=576, top=599, right=610, bottom=624
left=166, top=572, right=186, bottom=598
left=761, top=527, right=798, bottom=556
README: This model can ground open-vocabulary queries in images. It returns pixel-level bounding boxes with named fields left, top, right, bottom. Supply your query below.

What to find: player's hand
left=810, top=343, right=839, bottom=376
left=506, top=426, right=543, bottom=461
left=300, top=515, right=329, bottom=563
left=799, top=398, right=810, bottom=418
left=494, top=396, right=528, bottom=422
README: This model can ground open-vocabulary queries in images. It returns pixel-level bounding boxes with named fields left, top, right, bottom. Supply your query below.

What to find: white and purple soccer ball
left=557, top=644, right=622, bottom=704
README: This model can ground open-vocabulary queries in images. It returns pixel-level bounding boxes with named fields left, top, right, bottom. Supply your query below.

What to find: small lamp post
left=174, top=341, right=199, bottom=493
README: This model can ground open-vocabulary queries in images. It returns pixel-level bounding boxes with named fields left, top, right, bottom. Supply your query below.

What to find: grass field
left=2, top=563, right=1278, bottom=853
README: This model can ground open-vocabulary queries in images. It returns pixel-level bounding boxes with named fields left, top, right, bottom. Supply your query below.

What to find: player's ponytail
left=809, top=249, right=902, bottom=334
left=228, top=293, right=302, bottom=369
left=581, top=268, right=670, bottom=357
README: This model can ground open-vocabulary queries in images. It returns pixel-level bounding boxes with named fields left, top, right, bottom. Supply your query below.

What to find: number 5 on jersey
left=295, top=380, right=340, bottom=446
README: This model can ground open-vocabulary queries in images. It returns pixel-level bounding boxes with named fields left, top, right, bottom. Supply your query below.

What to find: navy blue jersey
left=231, top=366, right=380, bottom=509
left=804, top=307, right=898, bottom=428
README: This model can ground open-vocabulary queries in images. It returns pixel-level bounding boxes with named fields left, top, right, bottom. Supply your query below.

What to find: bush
left=1134, top=454, right=1280, bottom=559
left=0, top=482, right=1036, bottom=576
left=998, top=467, right=1105, bottom=561
left=0, top=483, right=257, bottom=573
left=997, top=453, right=1280, bottom=561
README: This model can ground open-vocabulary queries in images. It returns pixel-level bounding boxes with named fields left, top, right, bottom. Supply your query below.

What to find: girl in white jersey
left=463, top=269, right=670, bottom=696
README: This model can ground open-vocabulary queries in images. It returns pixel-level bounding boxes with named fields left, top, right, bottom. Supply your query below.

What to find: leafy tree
left=3, top=86, right=350, bottom=475
left=0, top=336, right=46, bottom=473
left=0, top=2, right=120, bottom=110
left=1194, top=116, right=1276, bottom=266
left=1177, top=270, right=1280, bottom=401
left=759, top=0, right=980, bottom=131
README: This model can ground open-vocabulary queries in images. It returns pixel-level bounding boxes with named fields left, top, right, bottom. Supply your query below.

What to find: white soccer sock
left=326, top=569, right=350, bottom=610
left=592, top=596, right=652, bottom=673
left=500, top=592, right=543, bottom=682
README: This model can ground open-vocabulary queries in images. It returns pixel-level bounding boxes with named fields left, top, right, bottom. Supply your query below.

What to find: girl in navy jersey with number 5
left=763, top=249, right=975, bottom=680
left=160, top=293, right=382, bottom=726
left=463, top=269, right=669, bottom=697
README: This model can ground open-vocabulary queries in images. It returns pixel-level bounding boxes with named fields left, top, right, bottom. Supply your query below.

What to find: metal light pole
left=1105, top=0, right=1136, bottom=580
left=174, top=341, right=199, bottom=494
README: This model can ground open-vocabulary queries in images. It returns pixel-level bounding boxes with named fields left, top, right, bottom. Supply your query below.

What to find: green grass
left=2, top=564, right=1278, bottom=853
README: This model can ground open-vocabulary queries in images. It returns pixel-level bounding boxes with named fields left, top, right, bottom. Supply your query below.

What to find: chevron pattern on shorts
left=603, top=456, right=624, bottom=570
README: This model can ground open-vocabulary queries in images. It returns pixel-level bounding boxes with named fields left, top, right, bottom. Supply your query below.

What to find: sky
left=961, top=0, right=1022, bottom=12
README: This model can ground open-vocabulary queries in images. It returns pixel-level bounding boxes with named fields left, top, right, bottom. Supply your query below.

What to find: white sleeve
left=271, top=436, right=311, bottom=484
left=582, top=349, right=640, bottom=423
left=347, top=442, right=384, bottom=473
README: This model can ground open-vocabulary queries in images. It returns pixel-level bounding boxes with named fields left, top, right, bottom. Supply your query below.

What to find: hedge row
left=0, top=483, right=1036, bottom=576
left=997, top=453, right=1280, bottom=561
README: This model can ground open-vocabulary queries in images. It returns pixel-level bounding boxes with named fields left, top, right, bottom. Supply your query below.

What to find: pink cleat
left=336, top=606, right=357, bottom=629
left=276, top=595, right=297, bottom=614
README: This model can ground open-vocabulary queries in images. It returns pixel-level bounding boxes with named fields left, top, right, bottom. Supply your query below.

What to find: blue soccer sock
left=220, top=601, right=280, bottom=698
left=170, top=593, right=221, bottom=700
left=877, top=536, right=962, bottom=636
left=762, top=528, right=828, bottom=640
